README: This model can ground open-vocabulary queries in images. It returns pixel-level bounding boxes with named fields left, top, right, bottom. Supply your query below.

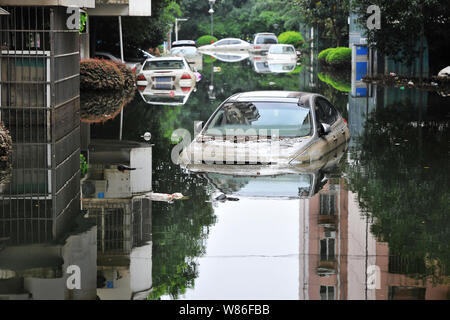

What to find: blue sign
left=356, top=62, right=367, bottom=81
left=356, top=46, right=368, bottom=55
left=97, top=192, right=104, bottom=199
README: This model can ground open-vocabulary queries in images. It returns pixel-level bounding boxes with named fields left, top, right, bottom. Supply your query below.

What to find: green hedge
left=197, top=35, right=218, bottom=46
left=278, top=31, right=304, bottom=49
left=318, top=48, right=335, bottom=63
left=319, top=47, right=351, bottom=68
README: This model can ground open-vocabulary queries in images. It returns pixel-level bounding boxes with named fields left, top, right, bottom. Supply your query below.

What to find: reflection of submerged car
left=137, top=77, right=196, bottom=106
left=199, top=38, right=251, bottom=52
left=249, top=55, right=271, bottom=73
left=179, top=91, right=350, bottom=166
left=137, top=57, right=196, bottom=92
left=195, top=143, right=345, bottom=199
left=267, top=61, right=297, bottom=73
left=205, top=51, right=250, bottom=63
left=267, top=44, right=297, bottom=62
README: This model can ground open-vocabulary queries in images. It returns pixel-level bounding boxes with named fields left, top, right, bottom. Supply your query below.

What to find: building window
left=320, top=194, right=336, bottom=215
left=320, top=238, right=335, bottom=261
left=320, top=286, right=335, bottom=300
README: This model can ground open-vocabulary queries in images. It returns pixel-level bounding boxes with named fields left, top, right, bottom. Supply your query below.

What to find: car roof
left=229, top=91, right=313, bottom=103
left=218, top=38, right=244, bottom=41
left=255, top=33, right=277, bottom=36
left=172, top=40, right=195, bottom=44
left=270, top=44, right=294, bottom=47
left=145, top=56, right=186, bottom=61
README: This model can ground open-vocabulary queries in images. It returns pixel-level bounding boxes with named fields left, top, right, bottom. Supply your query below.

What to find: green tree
left=351, top=0, right=450, bottom=74
left=294, top=0, right=349, bottom=47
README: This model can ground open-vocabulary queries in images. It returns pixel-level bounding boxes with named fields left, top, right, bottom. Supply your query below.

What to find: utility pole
left=175, top=18, right=189, bottom=42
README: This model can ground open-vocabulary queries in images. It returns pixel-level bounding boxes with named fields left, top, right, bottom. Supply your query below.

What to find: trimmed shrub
left=80, top=89, right=134, bottom=123
left=318, top=48, right=335, bottom=64
left=197, top=35, right=218, bottom=46
left=318, top=72, right=351, bottom=92
left=113, top=61, right=136, bottom=89
left=325, top=47, right=351, bottom=68
left=278, top=31, right=304, bottom=49
left=80, top=59, right=124, bottom=90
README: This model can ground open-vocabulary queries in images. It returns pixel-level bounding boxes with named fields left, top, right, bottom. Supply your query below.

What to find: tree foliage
left=351, top=0, right=450, bottom=74
left=294, top=0, right=350, bottom=47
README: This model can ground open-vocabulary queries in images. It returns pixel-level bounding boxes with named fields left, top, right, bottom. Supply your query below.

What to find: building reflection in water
left=299, top=178, right=449, bottom=300
left=80, top=131, right=153, bottom=300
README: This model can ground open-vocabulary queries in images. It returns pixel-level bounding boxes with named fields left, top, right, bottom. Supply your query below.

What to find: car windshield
left=255, top=36, right=277, bottom=44
left=170, top=47, right=197, bottom=55
left=204, top=102, right=311, bottom=137
left=269, top=46, right=295, bottom=54
left=143, top=60, right=185, bottom=70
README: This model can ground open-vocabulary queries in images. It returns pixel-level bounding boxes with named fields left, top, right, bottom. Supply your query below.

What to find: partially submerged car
left=137, top=57, right=196, bottom=95
left=250, top=33, right=278, bottom=54
left=267, top=44, right=298, bottom=62
left=198, top=38, right=251, bottom=52
left=179, top=91, right=350, bottom=167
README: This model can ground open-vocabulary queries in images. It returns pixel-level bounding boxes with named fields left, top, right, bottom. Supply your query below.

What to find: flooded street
left=85, top=55, right=449, bottom=300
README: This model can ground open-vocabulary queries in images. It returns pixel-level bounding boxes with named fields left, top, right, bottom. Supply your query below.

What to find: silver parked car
left=198, top=38, right=251, bottom=52
left=179, top=91, right=350, bottom=167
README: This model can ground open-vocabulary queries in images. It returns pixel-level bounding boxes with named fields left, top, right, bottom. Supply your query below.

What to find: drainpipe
left=118, top=16, right=124, bottom=141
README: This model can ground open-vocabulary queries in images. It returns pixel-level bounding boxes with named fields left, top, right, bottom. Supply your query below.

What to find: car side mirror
left=318, top=123, right=331, bottom=136
left=194, top=121, right=204, bottom=134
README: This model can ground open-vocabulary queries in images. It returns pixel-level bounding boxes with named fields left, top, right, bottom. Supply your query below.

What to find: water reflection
left=137, top=80, right=196, bottom=106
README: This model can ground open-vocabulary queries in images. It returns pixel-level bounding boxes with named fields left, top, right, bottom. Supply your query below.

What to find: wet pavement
left=1, top=52, right=449, bottom=300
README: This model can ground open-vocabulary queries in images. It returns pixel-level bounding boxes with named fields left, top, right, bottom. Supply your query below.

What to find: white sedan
left=266, top=44, right=298, bottom=62
left=198, top=38, right=251, bottom=52
left=137, top=57, right=197, bottom=92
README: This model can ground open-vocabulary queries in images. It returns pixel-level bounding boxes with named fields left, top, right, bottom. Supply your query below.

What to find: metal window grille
left=0, top=6, right=80, bottom=244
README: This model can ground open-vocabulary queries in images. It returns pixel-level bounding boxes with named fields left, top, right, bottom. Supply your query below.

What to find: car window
left=255, top=36, right=277, bottom=44
left=315, top=97, right=339, bottom=125
left=269, top=46, right=295, bottom=54
left=143, top=60, right=186, bottom=70
left=229, top=40, right=242, bottom=45
left=205, top=102, right=312, bottom=137
left=214, top=40, right=228, bottom=46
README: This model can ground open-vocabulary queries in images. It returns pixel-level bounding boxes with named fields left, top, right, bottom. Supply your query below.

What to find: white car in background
left=266, top=44, right=298, bottom=62
left=198, top=38, right=251, bottom=52
left=137, top=57, right=196, bottom=94
left=170, top=46, right=203, bottom=71
left=250, top=33, right=278, bottom=54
